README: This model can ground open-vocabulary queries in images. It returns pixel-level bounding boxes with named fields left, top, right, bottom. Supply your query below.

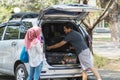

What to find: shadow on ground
left=0, top=75, right=15, bottom=80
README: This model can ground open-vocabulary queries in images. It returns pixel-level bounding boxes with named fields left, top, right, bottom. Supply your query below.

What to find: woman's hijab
left=25, top=27, right=41, bottom=50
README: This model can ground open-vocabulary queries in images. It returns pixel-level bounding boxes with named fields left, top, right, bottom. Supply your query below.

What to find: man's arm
left=47, top=41, right=67, bottom=50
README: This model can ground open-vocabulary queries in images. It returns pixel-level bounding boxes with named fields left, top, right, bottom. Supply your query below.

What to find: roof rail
left=9, top=12, right=38, bottom=20
left=0, top=22, right=6, bottom=28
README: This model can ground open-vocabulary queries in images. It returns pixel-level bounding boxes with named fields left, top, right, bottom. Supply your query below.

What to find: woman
left=25, top=27, right=44, bottom=80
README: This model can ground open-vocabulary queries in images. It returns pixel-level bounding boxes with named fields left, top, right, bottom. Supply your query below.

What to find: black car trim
left=48, top=67, right=81, bottom=70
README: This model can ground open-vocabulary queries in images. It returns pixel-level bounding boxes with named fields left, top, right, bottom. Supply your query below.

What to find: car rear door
left=38, top=4, right=99, bottom=22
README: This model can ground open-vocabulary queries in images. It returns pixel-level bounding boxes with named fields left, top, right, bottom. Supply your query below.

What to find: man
left=47, top=23, right=102, bottom=80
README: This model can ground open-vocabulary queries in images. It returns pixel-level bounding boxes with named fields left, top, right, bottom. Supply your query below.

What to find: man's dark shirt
left=64, top=30, right=88, bottom=54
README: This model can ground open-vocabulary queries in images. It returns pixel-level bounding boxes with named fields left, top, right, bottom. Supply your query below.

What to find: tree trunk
left=109, top=15, right=120, bottom=41
left=87, top=28, right=93, bottom=53
left=78, top=0, right=80, bottom=3
left=107, top=2, right=120, bottom=41
left=83, top=0, right=88, bottom=4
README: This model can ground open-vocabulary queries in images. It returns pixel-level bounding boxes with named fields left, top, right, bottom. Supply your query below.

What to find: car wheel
left=15, top=64, right=28, bottom=80
left=67, top=77, right=82, bottom=80
left=76, top=77, right=82, bottom=80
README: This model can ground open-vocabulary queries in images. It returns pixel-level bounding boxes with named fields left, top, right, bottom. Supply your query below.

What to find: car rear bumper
left=40, top=70, right=93, bottom=79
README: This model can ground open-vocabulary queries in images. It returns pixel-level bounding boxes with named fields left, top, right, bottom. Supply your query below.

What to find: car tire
left=15, top=64, right=28, bottom=80
left=67, top=77, right=82, bottom=80
left=76, top=77, right=82, bottom=80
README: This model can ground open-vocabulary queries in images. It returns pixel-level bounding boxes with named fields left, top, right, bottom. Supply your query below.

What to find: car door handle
left=11, top=42, right=17, bottom=46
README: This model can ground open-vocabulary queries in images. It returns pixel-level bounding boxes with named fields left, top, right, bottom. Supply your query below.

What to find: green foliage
left=104, top=22, right=109, bottom=28
left=94, top=54, right=108, bottom=68
left=93, top=38, right=111, bottom=42
left=0, top=5, right=12, bottom=23
left=61, top=0, right=77, bottom=4
left=0, top=0, right=78, bottom=23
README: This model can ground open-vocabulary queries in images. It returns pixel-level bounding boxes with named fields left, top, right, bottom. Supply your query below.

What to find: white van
left=0, top=4, right=98, bottom=80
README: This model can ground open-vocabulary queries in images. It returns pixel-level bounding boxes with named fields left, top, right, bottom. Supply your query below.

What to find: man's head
left=64, top=23, right=73, bottom=34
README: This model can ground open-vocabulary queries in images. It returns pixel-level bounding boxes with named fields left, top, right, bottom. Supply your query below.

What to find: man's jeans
left=27, top=62, right=43, bottom=80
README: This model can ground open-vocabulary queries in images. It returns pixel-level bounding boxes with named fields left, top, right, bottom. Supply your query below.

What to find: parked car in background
left=0, top=4, right=99, bottom=80
left=93, top=27, right=111, bottom=39
left=93, top=28, right=110, bottom=33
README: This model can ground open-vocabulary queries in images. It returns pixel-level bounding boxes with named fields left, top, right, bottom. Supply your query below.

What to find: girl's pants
left=27, top=62, right=43, bottom=80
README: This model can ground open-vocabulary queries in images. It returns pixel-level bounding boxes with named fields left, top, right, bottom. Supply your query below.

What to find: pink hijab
left=25, top=27, right=41, bottom=50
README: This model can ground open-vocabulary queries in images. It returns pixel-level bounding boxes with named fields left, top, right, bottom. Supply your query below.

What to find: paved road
left=93, top=41, right=120, bottom=59
left=0, top=70, right=120, bottom=80
left=0, top=74, right=15, bottom=80
left=93, top=32, right=120, bottom=59
left=88, top=70, right=120, bottom=80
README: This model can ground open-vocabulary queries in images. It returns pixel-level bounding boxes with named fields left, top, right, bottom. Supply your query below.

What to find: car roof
left=0, top=12, right=38, bottom=27
left=9, top=12, right=39, bottom=20
left=0, top=18, right=38, bottom=27
left=38, top=4, right=100, bottom=21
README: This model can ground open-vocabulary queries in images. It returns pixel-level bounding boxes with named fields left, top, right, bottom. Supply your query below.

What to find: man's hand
left=46, top=41, right=67, bottom=50
left=46, top=46, right=52, bottom=50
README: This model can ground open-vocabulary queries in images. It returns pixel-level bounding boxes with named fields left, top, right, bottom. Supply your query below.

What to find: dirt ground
left=102, top=58, right=120, bottom=71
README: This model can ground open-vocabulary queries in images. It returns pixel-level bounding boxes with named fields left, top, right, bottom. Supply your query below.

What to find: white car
left=0, top=4, right=98, bottom=80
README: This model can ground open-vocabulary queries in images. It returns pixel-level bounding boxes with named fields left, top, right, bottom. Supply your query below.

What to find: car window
left=22, top=21, right=33, bottom=28
left=3, top=21, right=33, bottom=40
left=4, top=26, right=19, bottom=40
left=19, top=25, right=26, bottom=39
left=0, top=27, right=5, bottom=40
left=19, top=21, right=33, bottom=39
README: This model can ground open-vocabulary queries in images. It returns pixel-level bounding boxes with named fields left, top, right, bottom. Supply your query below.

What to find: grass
left=93, top=37, right=110, bottom=68
left=93, top=36, right=111, bottom=68
left=93, top=54, right=108, bottom=68
left=93, top=38, right=112, bottom=42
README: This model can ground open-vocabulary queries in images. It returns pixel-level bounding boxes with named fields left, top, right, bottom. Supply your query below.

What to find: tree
left=78, top=0, right=116, bottom=52
left=102, top=0, right=120, bottom=41
left=82, top=0, right=115, bottom=38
